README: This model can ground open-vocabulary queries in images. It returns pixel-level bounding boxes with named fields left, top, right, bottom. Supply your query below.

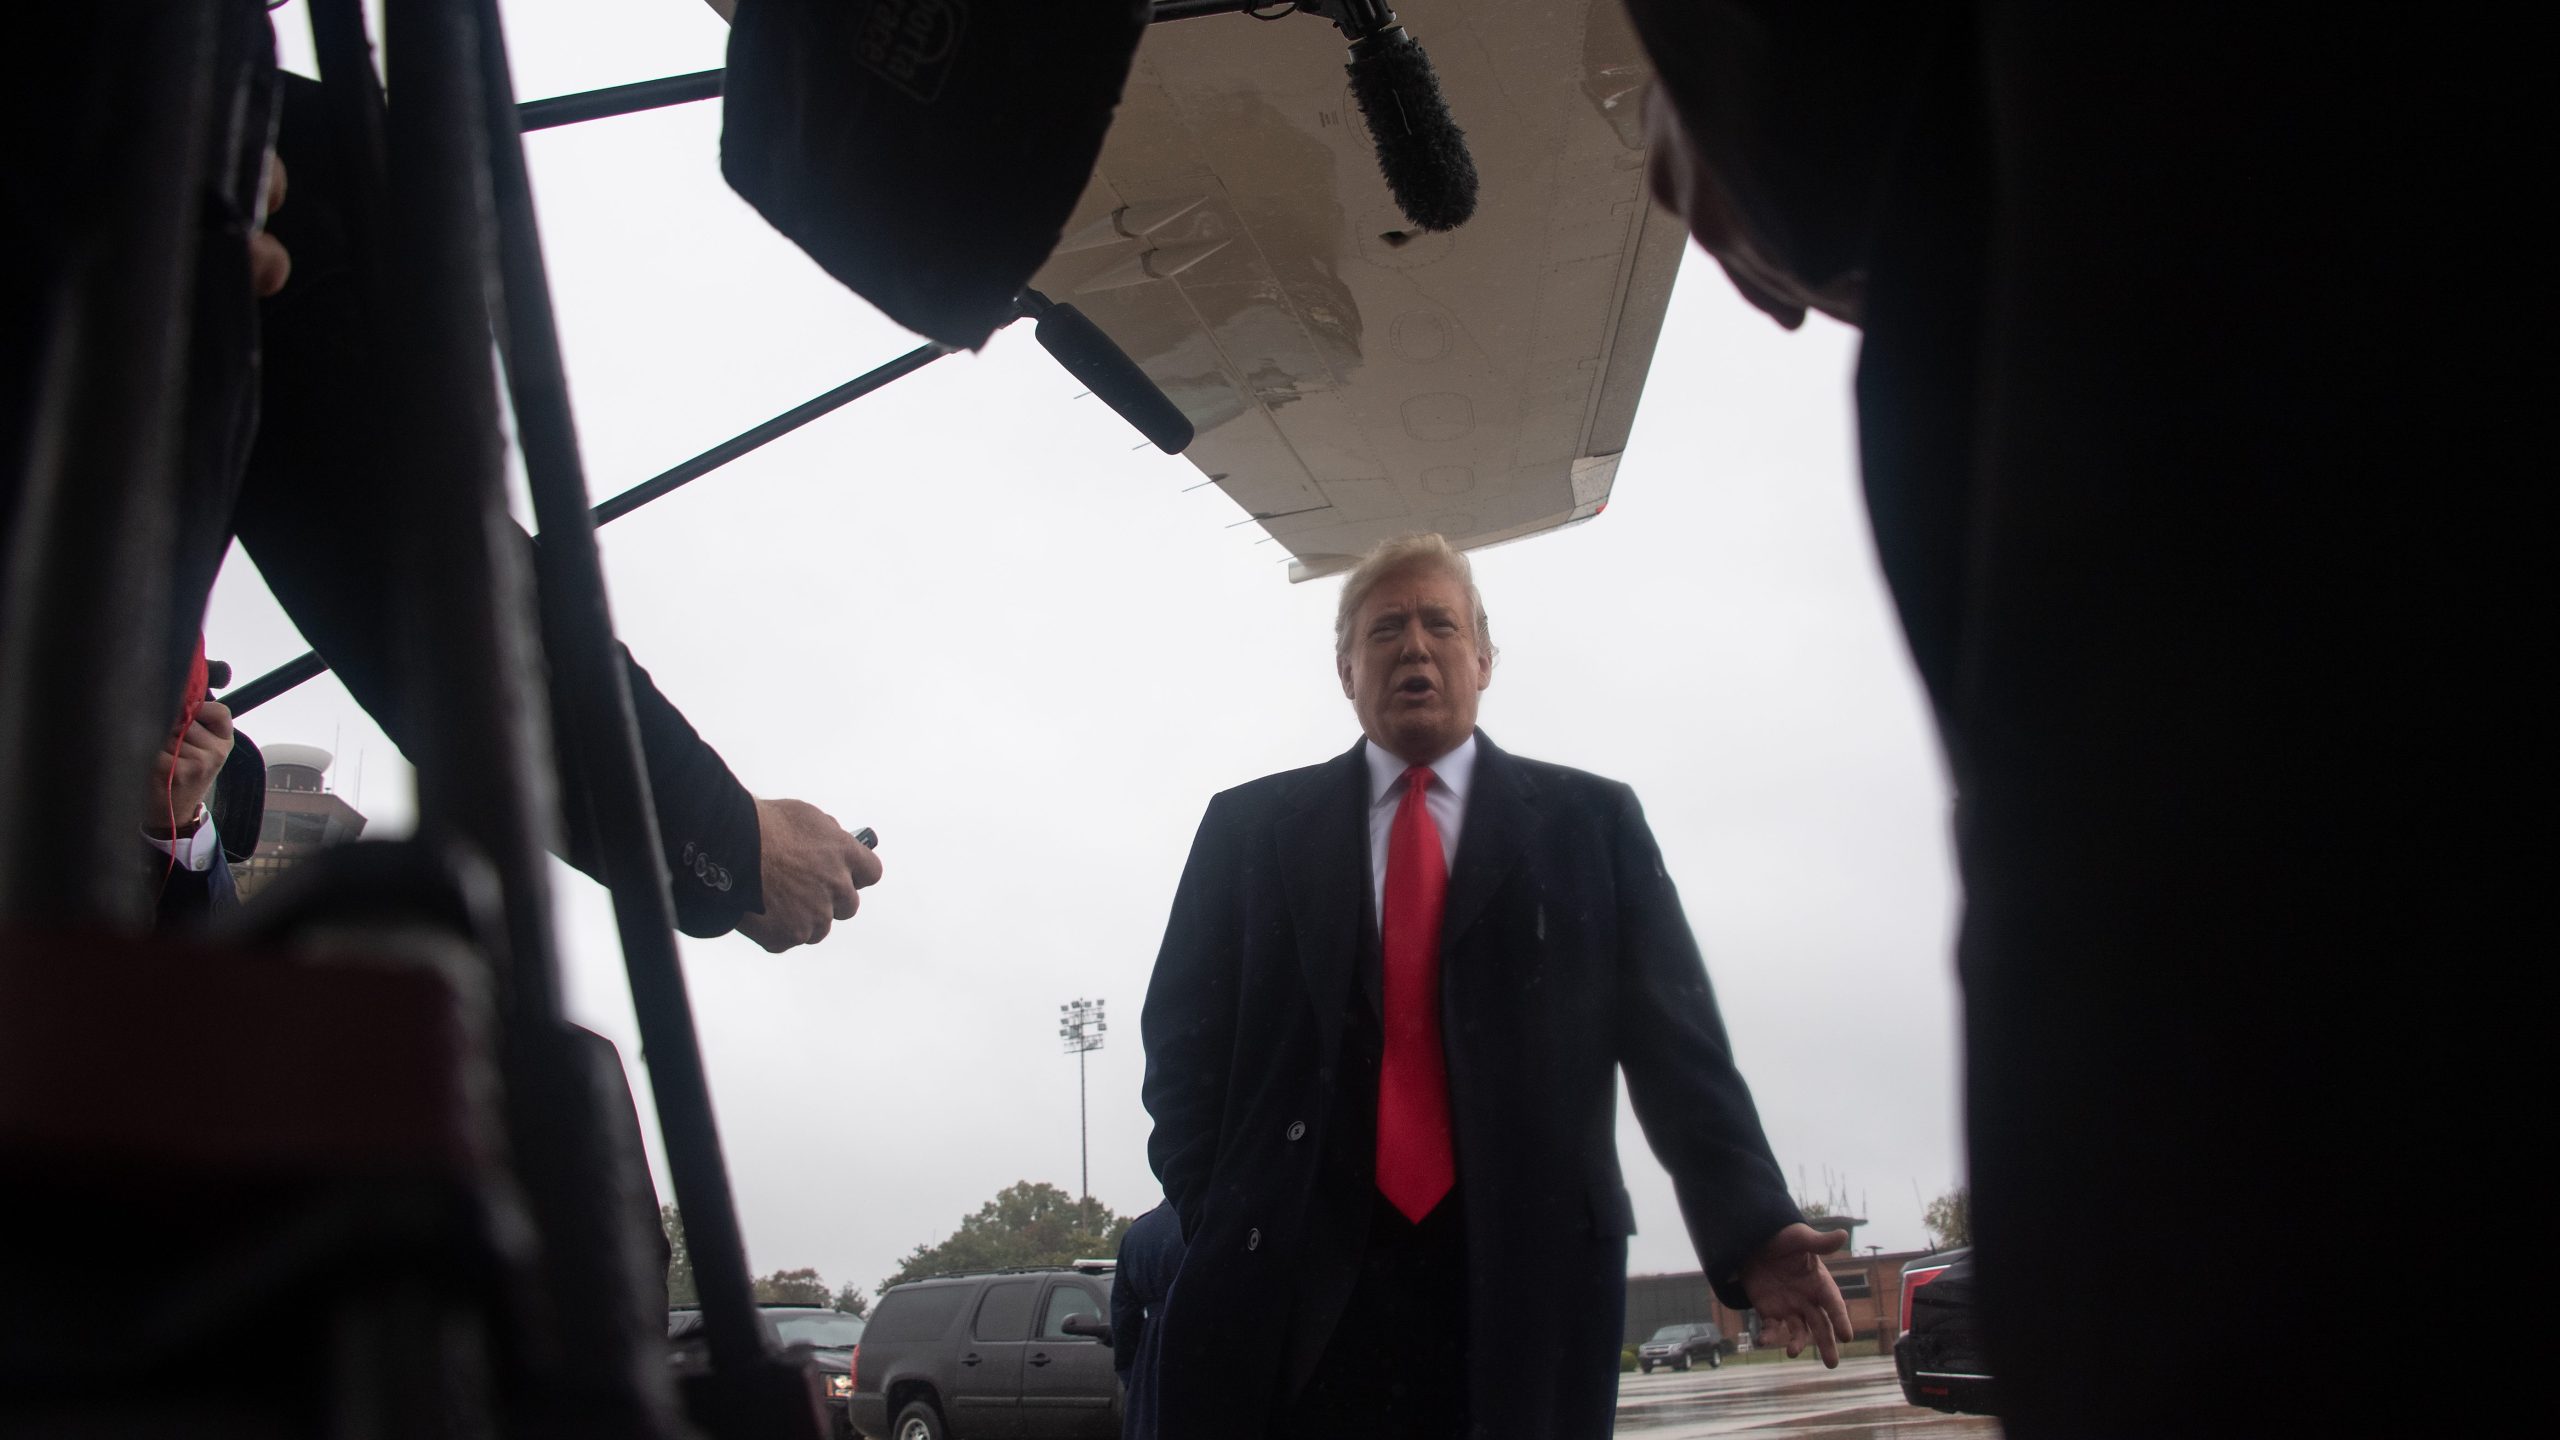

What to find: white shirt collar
left=1363, top=732, right=1479, bottom=809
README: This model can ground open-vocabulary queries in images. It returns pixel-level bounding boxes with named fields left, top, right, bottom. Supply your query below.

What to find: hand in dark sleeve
left=1140, top=796, right=1243, bottom=1242
left=1608, top=783, right=1804, bottom=1311
left=587, top=648, right=766, bottom=936
left=728, top=796, right=883, bottom=952
left=236, top=73, right=763, bottom=937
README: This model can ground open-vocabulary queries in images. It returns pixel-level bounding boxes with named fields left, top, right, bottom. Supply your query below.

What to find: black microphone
left=1337, top=4, right=1478, bottom=232
left=1020, top=289, right=1195, bottom=455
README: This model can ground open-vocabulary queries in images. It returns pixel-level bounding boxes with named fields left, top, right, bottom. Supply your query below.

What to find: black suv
left=1635, top=1321, right=1724, bottom=1373
left=848, top=1267, right=1119, bottom=1440
left=1894, top=1248, right=1996, bottom=1415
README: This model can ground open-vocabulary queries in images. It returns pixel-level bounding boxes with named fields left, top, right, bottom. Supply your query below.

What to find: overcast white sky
left=226, top=0, right=1965, bottom=1299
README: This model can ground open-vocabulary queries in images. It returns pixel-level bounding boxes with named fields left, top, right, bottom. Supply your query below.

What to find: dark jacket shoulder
left=1202, top=751, right=1359, bottom=820
left=1496, top=748, right=1635, bottom=804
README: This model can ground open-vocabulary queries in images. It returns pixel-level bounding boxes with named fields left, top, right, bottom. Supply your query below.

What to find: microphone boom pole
left=222, top=342, right=948, bottom=717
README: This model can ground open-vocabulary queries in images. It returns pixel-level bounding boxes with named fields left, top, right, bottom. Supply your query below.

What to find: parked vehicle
left=848, top=1266, right=1119, bottom=1440
left=1894, top=1248, right=1997, bottom=1415
left=1636, top=1321, right=1724, bottom=1374
left=670, top=1303, right=866, bottom=1439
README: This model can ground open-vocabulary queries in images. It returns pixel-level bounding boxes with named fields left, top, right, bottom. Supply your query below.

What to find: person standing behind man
left=1139, top=534, right=1849, bottom=1440
left=1109, top=1200, right=1184, bottom=1440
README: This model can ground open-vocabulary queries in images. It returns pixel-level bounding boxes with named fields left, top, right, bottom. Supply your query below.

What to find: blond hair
left=1332, top=533, right=1495, bottom=662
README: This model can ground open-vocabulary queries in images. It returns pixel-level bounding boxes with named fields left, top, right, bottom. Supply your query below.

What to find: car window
left=973, top=1281, right=1038, bottom=1341
left=867, top=1285, right=968, bottom=1343
left=1647, top=1326, right=1682, bottom=1342
left=1039, top=1282, right=1104, bottom=1339
left=773, top=1312, right=866, bottom=1348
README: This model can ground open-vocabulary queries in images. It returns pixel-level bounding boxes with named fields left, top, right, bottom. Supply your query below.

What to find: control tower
left=231, top=744, right=367, bottom=902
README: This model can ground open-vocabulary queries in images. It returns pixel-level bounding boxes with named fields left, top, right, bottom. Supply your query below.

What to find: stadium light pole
left=1059, top=998, right=1107, bottom=1201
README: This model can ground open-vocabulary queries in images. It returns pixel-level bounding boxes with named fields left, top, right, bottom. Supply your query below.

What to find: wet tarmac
left=1614, top=1355, right=1999, bottom=1439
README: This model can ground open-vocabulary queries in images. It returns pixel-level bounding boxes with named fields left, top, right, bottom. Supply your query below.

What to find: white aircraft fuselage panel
left=1029, top=0, right=1684, bottom=581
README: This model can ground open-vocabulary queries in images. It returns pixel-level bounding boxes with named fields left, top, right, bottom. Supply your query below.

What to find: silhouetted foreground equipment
left=0, top=0, right=816, bottom=1434
left=222, top=341, right=950, bottom=719
left=2, top=1, right=1214, bottom=1432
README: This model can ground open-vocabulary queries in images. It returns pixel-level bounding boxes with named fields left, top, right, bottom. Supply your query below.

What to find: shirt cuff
left=142, top=812, right=219, bottom=873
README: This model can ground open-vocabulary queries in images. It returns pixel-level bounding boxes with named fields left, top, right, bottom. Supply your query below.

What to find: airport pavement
left=1614, top=1354, right=1999, bottom=1438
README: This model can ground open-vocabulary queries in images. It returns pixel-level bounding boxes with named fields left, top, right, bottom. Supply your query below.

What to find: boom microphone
left=1021, top=289, right=1194, bottom=455
left=1337, top=3, right=1479, bottom=232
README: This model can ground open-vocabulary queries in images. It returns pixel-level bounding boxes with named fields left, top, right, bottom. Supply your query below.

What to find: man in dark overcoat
left=1140, top=534, right=1849, bottom=1440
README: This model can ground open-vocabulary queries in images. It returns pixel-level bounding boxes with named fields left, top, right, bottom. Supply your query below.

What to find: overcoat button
left=1286, top=1121, right=1307, bottom=1142
left=1247, top=1227, right=1262, bottom=1251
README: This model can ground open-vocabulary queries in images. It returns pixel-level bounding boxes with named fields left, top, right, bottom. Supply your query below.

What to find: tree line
left=667, top=1179, right=1966, bottom=1314
left=663, top=1181, right=1135, bottom=1317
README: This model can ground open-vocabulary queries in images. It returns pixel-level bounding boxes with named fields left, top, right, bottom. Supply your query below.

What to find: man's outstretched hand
left=735, top=797, right=883, bottom=952
left=1740, top=1222, right=1855, bottom=1367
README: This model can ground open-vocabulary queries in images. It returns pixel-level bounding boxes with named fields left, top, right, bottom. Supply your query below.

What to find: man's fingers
left=831, top=879, right=859, bottom=922
left=249, top=155, right=292, bottom=297
left=845, top=835, right=884, bottom=888
left=737, top=912, right=791, bottom=953
left=1793, top=1295, right=1839, bottom=1366
left=250, top=234, right=292, bottom=298
left=194, top=701, right=233, bottom=740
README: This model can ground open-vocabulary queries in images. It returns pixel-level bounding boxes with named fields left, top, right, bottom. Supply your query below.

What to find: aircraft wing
left=1028, top=0, right=1682, bottom=581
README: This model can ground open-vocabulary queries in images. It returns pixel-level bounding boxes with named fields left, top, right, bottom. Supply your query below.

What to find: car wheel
left=1674, top=1354, right=1691, bottom=1372
left=893, top=1400, right=947, bottom=1440
left=1639, top=1361, right=1652, bottom=1374
left=1706, top=1349, right=1721, bottom=1369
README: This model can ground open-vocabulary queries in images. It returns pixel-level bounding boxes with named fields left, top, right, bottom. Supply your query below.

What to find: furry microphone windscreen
left=1345, top=26, right=1479, bottom=233
left=720, top=0, right=1149, bottom=350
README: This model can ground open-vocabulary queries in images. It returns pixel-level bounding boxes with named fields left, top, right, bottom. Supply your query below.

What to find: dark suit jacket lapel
left=1442, top=731, right=1534, bottom=957
left=1276, top=741, right=1372, bottom=1066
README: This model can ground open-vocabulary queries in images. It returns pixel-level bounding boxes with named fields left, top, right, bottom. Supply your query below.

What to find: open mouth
left=1396, top=674, right=1436, bottom=696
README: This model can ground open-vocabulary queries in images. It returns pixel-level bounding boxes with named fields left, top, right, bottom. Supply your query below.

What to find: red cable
left=157, top=729, right=182, bottom=891
left=158, top=634, right=210, bottom=896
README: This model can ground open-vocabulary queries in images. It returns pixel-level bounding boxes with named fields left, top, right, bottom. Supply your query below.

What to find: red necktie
left=1377, top=765, right=1455, bottom=1222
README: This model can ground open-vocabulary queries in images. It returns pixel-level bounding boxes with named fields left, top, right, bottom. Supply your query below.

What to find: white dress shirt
left=1364, top=733, right=1477, bottom=930
left=142, top=806, right=220, bottom=873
